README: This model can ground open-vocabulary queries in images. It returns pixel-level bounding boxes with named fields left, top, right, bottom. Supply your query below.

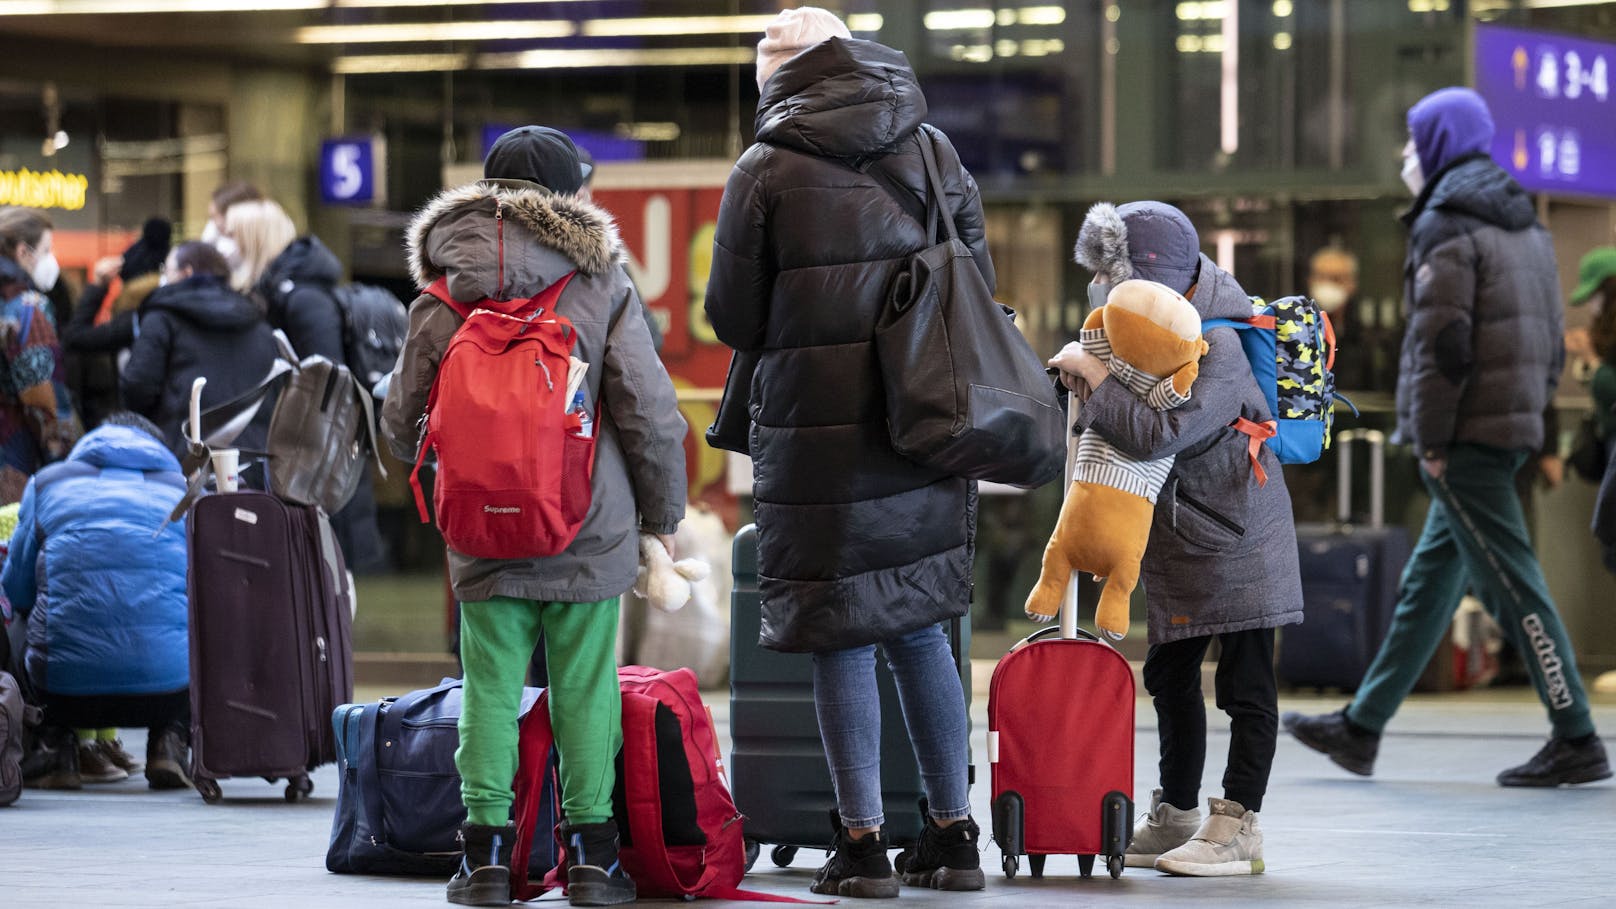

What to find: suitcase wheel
left=1028, top=854, right=1046, bottom=879
left=1107, top=854, right=1125, bottom=880
left=197, top=778, right=223, bottom=804
left=743, top=839, right=760, bottom=873
left=284, top=774, right=314, bottom=803
left=1078, top=854, right=1095, bottom=878
left=1001, top=855, right=1018, bottom=880
left=770, top=845, right=798, bottom=868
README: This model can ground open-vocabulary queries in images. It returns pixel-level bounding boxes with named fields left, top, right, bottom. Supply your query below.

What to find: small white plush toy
left=635, top=533, right=712, bottom=613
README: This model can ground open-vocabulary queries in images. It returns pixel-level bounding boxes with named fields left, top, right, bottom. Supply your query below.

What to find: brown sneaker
left=77, top=741, right=130, bottom=783
left=145, top=727, right=193, bottom=791
left=98, top=738, right=143, bottom=774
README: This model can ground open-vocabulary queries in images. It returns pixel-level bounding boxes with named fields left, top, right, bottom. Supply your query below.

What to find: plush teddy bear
left=1025, top=280, right=1209, bottom=639
left=635, top=532, right=712, bottom=614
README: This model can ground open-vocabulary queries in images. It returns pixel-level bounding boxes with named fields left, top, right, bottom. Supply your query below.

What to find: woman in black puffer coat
left=705, top=18, right=992, bottom=896
left=120, top=242, right=276, bottom=456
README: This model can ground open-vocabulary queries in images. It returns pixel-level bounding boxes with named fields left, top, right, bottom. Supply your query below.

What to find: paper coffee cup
left=211, top=449, right=240, bottom=493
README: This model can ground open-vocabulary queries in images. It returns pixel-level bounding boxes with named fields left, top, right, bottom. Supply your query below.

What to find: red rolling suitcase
left=989, top=391, right=1134, bottom=880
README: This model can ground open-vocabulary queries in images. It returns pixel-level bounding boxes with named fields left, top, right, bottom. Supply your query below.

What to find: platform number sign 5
left=321, top=138, right=377, bottom=205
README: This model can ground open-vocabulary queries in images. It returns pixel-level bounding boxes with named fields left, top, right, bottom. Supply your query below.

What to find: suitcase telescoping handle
left=1060, top=389, right=1082, bottom=641
left=1335, top=428, right=1386, bottom=530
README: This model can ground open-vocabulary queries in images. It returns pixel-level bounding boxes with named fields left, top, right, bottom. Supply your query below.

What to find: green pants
left=1349, top=445, right=1595, bottom=740
left=457, top=596, right=622, bottom=828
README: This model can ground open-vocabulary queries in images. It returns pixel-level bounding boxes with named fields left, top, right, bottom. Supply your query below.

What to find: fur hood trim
left=407, top=180, right=624, bottom=286
left=1074, top=202, right=1134, bottom=285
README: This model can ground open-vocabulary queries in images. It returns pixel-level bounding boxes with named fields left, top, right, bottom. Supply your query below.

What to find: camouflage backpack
left=1204, top=295, right=1345, bottom=474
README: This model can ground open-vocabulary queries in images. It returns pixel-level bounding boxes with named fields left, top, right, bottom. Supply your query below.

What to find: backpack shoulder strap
left=423, top=278, right=477, bottom=320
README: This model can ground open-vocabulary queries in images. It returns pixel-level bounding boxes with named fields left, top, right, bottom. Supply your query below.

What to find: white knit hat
left=756, top=6, right=851, bottom=91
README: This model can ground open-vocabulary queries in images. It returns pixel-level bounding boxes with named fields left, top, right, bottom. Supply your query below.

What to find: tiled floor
left=5, top=688, right=1612, bottom=908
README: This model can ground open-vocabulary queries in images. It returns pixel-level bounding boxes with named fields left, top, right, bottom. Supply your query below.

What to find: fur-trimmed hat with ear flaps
left=1075, top=201, right=1202, bottom=296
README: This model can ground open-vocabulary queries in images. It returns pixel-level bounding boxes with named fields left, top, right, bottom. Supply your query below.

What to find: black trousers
left=1143, top=627, right=1277, bottom=813
left=40, top=689, right=190, bottom=737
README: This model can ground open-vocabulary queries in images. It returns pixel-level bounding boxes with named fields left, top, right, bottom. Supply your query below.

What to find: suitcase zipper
left=1177, top=488, right=1245, bottom=536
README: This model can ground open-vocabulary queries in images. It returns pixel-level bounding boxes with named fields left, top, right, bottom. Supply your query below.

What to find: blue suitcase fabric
left=327, top=678, right=559, bottom=876
left=1282, top=525, right=1411, bottom=690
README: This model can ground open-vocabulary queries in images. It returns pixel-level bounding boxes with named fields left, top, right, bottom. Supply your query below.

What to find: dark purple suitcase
left=187, top=490, right=353, bottom=803
left=1280, top=430, right=1411, bottom=691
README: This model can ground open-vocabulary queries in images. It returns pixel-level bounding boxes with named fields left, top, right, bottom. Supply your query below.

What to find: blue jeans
left=812, top=622, right=971, bottom=829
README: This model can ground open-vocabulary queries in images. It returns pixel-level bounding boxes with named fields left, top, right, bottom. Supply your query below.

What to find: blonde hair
left=226, top=199, right=296, bottom=292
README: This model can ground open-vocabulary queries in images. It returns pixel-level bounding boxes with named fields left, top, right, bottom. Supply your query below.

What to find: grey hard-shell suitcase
left=187, top=490, right=354, bottom=803
left=728, top=524, right=970, bottom=869
left=1283, top=430, right=1411, bottom=690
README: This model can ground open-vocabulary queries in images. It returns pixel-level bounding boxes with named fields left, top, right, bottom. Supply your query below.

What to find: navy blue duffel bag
left=326, top=678, right=559, bottom=876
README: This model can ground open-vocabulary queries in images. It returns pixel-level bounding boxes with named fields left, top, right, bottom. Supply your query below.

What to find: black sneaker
left=447, top=823, right=515, bottom=906
left=1497, top=735, right=1613, bottom=788
left=563, top=820, right=635, bottom=907
left=145, top=726, right=193, bottom=791
left=21, top=727, right=81, bottom=790
left=1282, top=709, right=1380, bottom=777
left=893, top=799, right=985, bottom=891
left=810, top=811, right=899, bottom=899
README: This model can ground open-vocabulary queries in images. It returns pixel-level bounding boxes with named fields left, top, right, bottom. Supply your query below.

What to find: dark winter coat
left=120, top=274, right=277, bottom=455
left=704, top=37, right=993, bottom=653
left=256, top=236, right=346, bottom=364
left=1394, top=155, right=1564, bottom=458
left=63, top=275, right=149, bottom=429
left=2, top=425, right=188, bottom=697
left=1077, top=255, right=1304, bottom=645
left=384, top=179, right=688, bottom=604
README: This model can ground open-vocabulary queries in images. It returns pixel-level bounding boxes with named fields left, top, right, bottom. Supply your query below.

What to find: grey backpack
left=1, top=669, right=24, bottom=807
left=175, top=332, right=384, bottom=517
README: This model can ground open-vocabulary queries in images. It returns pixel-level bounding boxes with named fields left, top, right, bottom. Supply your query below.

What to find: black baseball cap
left=483, top=126, right=592, bottom=195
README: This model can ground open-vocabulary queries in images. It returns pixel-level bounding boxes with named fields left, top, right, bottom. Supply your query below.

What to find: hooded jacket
left=383, top=179, right=687, bottom=604
left=257, top=235, right=346, bottom=364
left=1394, top=153, right=1563, bottom=457
left=1076, top=255, right=1304, bottom=644
left=120, top=274, right=278, bottom=455
left=704, top=37, right=993, bottom=653
left=2, top=425, right=189, bottom=696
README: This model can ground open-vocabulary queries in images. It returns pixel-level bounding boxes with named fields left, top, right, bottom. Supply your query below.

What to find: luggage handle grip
left=1021, top=624, right=1100, bottom=651
left=1335, top=428, right=1386, bottom=530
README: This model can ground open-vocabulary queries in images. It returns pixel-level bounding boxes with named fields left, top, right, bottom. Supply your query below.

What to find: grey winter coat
left=705, top=38, right=991, bottom=653
left=382, top=179, right=688, bottom=604
left=1395, top=155, right=1564, bottom=458
left=1076, top=255, right=1304, bottom=645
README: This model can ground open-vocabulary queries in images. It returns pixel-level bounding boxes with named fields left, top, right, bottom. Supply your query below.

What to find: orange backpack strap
left=1231, top=418, right=1278, bottom=487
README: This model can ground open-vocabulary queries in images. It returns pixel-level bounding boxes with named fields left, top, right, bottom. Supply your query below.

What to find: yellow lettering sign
left=0, top=168, right=90, bottom=212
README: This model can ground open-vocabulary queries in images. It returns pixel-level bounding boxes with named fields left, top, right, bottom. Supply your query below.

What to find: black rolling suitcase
left=1282, top=429, right=1411, bottom=690
left=188, top=489, right=354, bottom=803
left=728, top=525, right=969, bottom=869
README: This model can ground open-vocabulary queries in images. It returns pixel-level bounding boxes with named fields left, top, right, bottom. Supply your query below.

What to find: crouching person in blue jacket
left=2, top=413, right=192, bottom=790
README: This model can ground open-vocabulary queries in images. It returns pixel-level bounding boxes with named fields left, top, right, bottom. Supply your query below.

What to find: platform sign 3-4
left=320, top=137, right=383, bottom=205
left=1476, top=24, right=1616, bottom=199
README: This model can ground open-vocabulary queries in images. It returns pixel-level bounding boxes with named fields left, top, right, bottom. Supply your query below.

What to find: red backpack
left=409, top=274, right=594, bottom=560
left=510, top=666, right=807, bottom=903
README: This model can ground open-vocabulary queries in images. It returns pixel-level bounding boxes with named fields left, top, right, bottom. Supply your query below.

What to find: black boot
left=1282, top=708, right=1380, bottom=777
left=893, top=799, right=985, bottom=891
left=21, top=726, right=81, bottom=791
left=145, top=725, right=193, bottom=791
left=1497, top=735, right=1613, bottom=787
left=447, top=823, right=515, bottom=907
left=810, top=811, right=898, bottom=899
left=563, top=820, right=635, bottom=907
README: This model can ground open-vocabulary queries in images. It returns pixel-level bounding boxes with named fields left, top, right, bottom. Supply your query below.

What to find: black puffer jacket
left=120, top=275, right=277, bottom=455
left=1395, top=155, right=1564, bottom=457
left=256, top=236, right=346, bottom=364
left=705, top=38, right=993, bottom=653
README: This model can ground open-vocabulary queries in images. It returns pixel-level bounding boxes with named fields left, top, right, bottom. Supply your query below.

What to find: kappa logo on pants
left=1521, top=613, right=1574, bottom=710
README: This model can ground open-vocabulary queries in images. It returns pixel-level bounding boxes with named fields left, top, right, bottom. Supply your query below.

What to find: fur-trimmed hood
left=407, top=179, right=624, bottom=296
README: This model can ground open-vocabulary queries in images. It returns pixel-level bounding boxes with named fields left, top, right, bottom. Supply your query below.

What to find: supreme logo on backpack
left=410, top=274, right=596, bottom=560
left=1205, top=295, right=1346, bottom=468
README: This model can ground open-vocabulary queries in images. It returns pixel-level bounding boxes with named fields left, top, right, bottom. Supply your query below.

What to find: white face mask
left=1401, top=139, right=1425, bottom=197
left=1587, top=291, right=1604, bottom=317
left=200, top=220, right=221, bottom=245
left=214, top=236, right=241, bottom=268
left=28, top=249, right=60, bottom=292
left=1310, top=281, right=1350, bottom=313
